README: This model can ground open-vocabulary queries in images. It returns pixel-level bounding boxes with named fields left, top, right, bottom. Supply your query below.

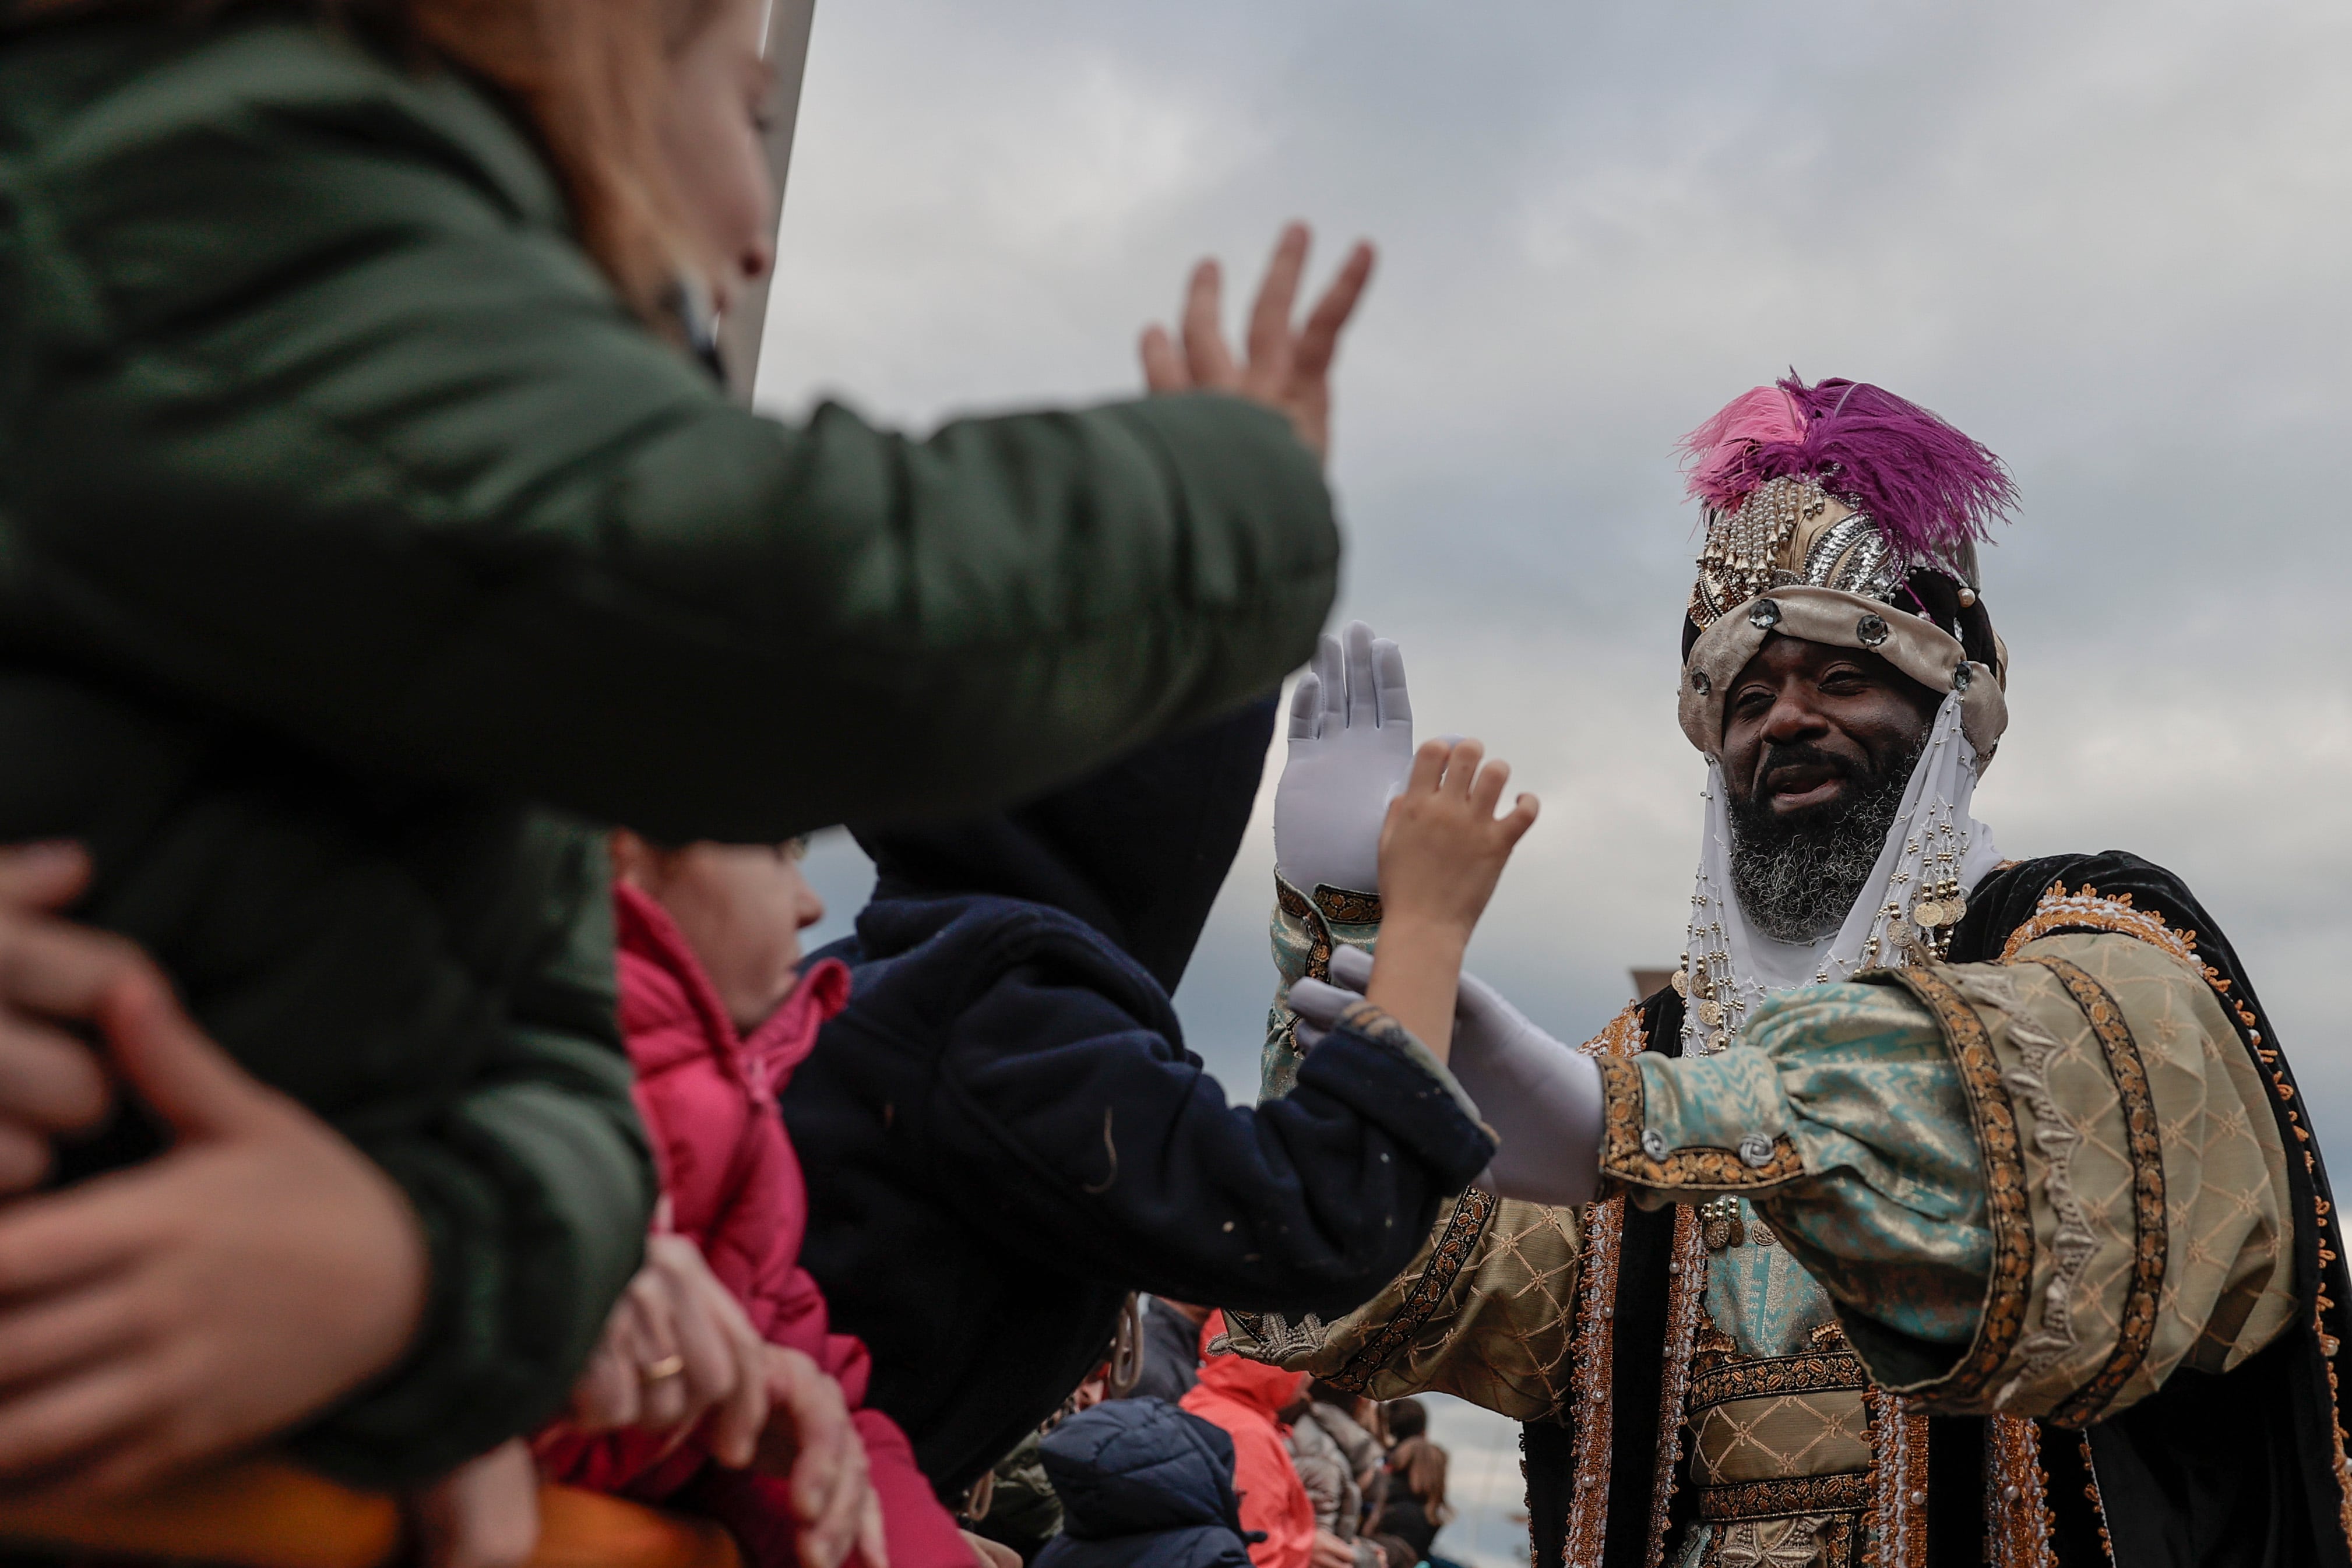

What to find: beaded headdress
left=1679, top=376, right=2014, bottom=633
left=1673, top=375, right=2017, bottom=759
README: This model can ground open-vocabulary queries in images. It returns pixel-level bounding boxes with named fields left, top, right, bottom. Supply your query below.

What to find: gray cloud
left=762, top=0, right=2352, bottom=1160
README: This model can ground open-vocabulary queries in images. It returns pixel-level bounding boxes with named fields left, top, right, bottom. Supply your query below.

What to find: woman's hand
left=0, top=843, right=128, bottom=1190
left=0, top=954, right=428, bottom=1497
left=1139, top=222, right=1375, bottom=463
left=568, top=1232, right=772, bottom=1469
left=754, top=1345, right=888, bottom=1568
left=1364, top=740, right=1538, bottom=1058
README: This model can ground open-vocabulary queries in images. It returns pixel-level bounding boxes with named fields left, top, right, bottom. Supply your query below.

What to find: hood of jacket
left=614, top=877, right=849, bottom=1105
left=851, top=697, right=1276, bottom=993
left=1041, top=1399, right=1247, bottom=1541
left=1191, top=1315, right=1310, bottom=1422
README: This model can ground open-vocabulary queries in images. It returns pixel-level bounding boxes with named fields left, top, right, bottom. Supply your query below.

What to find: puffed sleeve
left=1597, top=932, right=2298, bottom=1425
left=1219, top=1191, right=1583, bottom=1422
left=1221, top=1003, right=1657, bottom=1421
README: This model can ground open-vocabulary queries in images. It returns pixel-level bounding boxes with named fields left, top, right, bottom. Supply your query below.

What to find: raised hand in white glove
left=1274, top=621, right=1413, bottom=897
left=1290, top=946, right=1602, bottom=1207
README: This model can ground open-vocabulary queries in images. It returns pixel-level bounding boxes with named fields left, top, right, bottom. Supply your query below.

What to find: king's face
left=1720, top=634, right=1941, bottom=818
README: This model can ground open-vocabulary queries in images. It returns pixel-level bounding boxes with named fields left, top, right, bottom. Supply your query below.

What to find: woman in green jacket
left=0, top=0, right=1364, bottom=1527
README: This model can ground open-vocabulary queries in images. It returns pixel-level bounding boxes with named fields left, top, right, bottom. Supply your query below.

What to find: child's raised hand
left=1364, top=739, right=1537, bottom=1060
left=1377, top=739, right=1538, bottom=940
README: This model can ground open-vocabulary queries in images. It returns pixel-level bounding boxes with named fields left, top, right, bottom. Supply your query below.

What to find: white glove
left=1273, top=621, right=1414, bottom=896
left=1288, top=946, right=1603, bottom=1207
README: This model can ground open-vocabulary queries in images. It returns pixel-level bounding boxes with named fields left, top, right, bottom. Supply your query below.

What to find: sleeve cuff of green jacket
left=1594, top=1050, right=1807, bottom=1199
left=1295, top=999, right=1497, bottom=1186
left=285, top=1114, right=653, bottom=1486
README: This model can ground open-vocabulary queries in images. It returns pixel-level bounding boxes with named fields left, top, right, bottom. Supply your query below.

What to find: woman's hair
left=1382, top=1397, right=1427, bottom=1442
left=14, top=0, right=730, bottom=323
left=1388, top=1436, right=1452, bottom=1527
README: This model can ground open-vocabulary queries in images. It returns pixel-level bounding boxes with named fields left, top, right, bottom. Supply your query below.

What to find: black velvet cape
left=1522, top=851, right=2352, bottom=1568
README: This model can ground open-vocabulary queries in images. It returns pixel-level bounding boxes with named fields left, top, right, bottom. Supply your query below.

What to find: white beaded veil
left=1674, top=692, right=2003, bottom=1056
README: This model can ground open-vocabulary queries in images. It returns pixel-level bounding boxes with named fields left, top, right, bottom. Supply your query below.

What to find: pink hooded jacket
left=538, top=880, right=969, bottom=1568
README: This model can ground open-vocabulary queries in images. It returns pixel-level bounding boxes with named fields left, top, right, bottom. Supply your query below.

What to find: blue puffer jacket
left=1034, top=1400, right=1256, bottom=1568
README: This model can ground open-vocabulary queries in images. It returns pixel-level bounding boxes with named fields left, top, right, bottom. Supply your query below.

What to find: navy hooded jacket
left=1033, top=1399, right=1255, bottom=1568
left=783, top=698, right=1497, bottom=1496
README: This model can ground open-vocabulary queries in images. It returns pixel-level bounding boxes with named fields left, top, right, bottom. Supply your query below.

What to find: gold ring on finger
left=641, top=1354, right=686, bottom=1382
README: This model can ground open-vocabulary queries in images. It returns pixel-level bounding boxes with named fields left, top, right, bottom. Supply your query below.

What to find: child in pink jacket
left=537, top=835, right=970, bottom=1568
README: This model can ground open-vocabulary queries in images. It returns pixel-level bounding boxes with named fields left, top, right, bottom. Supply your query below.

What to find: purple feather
left=1680, top=374, right=2015, bottom=568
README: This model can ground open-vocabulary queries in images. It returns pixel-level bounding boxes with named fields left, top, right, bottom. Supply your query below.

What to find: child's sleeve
left=933, top=953, right=1497, bottom=1316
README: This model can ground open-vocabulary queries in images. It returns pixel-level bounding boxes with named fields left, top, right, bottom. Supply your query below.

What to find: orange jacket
left=1179, top=1315, right=1315, bottom=1568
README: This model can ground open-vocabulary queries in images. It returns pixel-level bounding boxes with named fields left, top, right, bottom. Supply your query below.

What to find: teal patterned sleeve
left=1597, top=982, right=1991, bottom=1347
left=1263, top=876, right=1381, bottom=1101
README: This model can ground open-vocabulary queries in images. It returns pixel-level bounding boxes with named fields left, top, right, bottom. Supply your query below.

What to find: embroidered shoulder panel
left=1999, top=882, right=2350, bottom=1493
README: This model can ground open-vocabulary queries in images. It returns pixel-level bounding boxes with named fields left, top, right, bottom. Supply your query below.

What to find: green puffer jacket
left=0, top=12, right=1339, bottom=1486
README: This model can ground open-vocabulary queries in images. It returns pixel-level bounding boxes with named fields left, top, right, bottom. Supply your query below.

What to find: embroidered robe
left=1232, top=852, right=2352, bottom=1568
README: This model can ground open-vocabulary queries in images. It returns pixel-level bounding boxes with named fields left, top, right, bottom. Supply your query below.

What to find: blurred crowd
left=972, top=1302, right=1463, bottom=1568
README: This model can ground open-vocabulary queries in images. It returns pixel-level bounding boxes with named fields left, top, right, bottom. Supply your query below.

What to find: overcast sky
left=758, top=0, right=2352, bottom=1162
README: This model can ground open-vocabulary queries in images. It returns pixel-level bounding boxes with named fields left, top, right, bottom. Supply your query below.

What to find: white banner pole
left=721, top=0, right=818, bottom=404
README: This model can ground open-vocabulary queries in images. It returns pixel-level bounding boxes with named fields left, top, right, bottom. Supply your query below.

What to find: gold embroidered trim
left=1561, top=1004, right=1647, bottom=1568
left=1312, top=885, right=1382, bottom=925
left=1564, top=1197, right=1622, bottom=1568
left=1694, top=1471, right=1871, bottom=1523
left=1594, top=1055, right=1805, bottom=1194
left=2001, top=879, right=2352, bottom=1541
left=1864, top=1388, right=1930, bottom=1568
left=1277, top=878, right=1335, bottom=983
left=1689, top=1352, right=1871, bottom=1415
left=1581, top=1002, right=1649, bottom=1061
left=1649, top=1205, right=1706, bottom=1567
left=1998, top=884, right=2200, bottom=970
left=2075, top=1432, right=2116, bottom=1565
left=1984, top=1415, right=2057, bottom=1568
left=1878, top=968, right=2033, bottom=1405
left=1323, top=1189, right=1498, bottom=1396
left=1953, top=969, right=2093, bottom=1394
left=2024, top=958, right=2167, bottom=1429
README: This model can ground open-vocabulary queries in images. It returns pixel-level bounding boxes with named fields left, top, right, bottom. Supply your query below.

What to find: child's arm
left=1363, top=739, right=1538, bottom=1060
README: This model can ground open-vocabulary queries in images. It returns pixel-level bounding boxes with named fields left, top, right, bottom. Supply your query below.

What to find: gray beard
left=1726, top=739, right=1924, bottom=945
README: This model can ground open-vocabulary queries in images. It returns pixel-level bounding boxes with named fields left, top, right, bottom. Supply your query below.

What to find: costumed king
left=1228, top=378, right=2352, bottom=1568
